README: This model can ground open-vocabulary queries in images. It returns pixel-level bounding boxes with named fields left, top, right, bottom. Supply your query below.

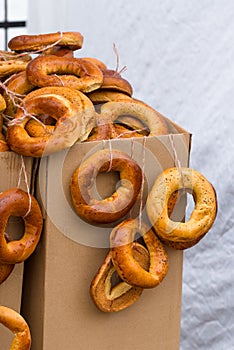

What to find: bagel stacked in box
left=0, top=30, right=217, bottom=330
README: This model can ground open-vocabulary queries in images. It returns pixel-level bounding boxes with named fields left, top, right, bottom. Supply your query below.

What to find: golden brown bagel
left=146, top=167, right=217, bottom=249
left=70, top=149, right=142, bottom=225
left=85, top=122, right=112, bottom=141
left=100, top=69, right=133, bottom=96
left=0, top=305, right=31, bottom=349
left=85, top=116, right=145, bottom=141
left=110, top=219, right=169, bottom=289
left=26, top=55, right=103, bottom=93
left=8, top=31, right=84, bottom=52
left=0, top=188, right=43, bottom=264
left=90, top=242, right=150, bottom=312
left=6, top=91, right=94, bottom=157
left=99, top=100, right=168, bottom=136
left=24, top=118, right=55, bottom=138
left=24, top=86, right=96, bottom=142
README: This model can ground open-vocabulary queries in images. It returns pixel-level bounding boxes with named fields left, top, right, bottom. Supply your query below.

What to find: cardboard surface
left=22, top=118, right=191, bottom=350
left=0, top=152, right=33, bottom=348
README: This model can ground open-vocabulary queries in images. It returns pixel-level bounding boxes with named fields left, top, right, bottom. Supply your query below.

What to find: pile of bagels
left=0, top=31, right=217, bottom=348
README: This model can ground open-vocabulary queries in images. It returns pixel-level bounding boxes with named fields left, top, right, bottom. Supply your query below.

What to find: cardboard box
left=0, top=152, right=33, bottom=348
left=22, top=118, right=191, bottom=350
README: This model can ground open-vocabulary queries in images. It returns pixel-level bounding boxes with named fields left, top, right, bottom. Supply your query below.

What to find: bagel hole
left=4, top=216, right=25, bottom=242
left=31, top=114, right=57, bottom=125
left=111, top=270, right=123, bottom=288
left=184, top=191, right=195, bottom=222
left=93, top=103, right=103, bottom=113
left=114, top=115, right=150, bottom=136
left=93, top=171, right=120, bottom=200
left=168, top=189, right=194, bottom=222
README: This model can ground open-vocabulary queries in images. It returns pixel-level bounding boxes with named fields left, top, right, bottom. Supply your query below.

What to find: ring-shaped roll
left=99, top=100, right=168, bottom=136
left=100, top=69, right=133, bottom=96
left=23, top=86, right=96, bottom=142
left=110, top=218, right=169, bottom=289
left=8, top=31, right=84, bottom=52
left=146, top=167, right=217, bottom=248
left=26, top=55, right=103, bottom=93
left=0, top=305, right=31, bottom=350
left=70, top=149, right=142, bottom=225
left=6, top=93, right=85, bottom=157
left=90, top=242, right=150, bottom=312
left=0, top=188, right=43, bottom=264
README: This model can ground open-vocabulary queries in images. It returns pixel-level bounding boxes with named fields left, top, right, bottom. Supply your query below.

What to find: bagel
left=110, top=218, right=169, bottom=289
left=24, top=86, right=96, bottom=142
left=26, top=55, right=103, bottom=93
left=85, top=114, right=145, bottom=141
left=0, top=305, right=31, bottom=350
left=0, top=188, right=43, bottom=264
left=6, top=90, right=94, bottom=157
left=8, top=31, right=84, bottom=52
left=146, top=167, right=217, bottom=249
left=90, top=242, right=150, bottom=312
left=99, top=100, right=168, bottom=136
left=24, top=117, right=55, bottom=137
left=70, top=149, right=142, bottom=225
left=100, top=69, right=133, bottom=96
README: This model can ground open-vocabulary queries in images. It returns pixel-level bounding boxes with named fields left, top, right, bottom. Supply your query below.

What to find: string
left=113, top=42, right=127, bottom=75
left=138, top=136, right=146, bottom=231
left=115, top=127, right=148, bottom=139
left=113, top=43, right=120, bottom=73
left=107, top=139, right=113, bottom=172
left=169, top=133, right=185, bottom=192
left=17, top=155, right=32, bottom=218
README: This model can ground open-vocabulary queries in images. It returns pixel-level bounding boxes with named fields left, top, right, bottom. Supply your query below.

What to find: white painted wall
left=24, top=1, right=234, bottom=349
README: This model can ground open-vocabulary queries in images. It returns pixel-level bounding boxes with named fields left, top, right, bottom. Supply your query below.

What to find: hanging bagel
left=0, top=305, right=31, bottom=350
left=0, top=188, right=43, bottom=264
left=90, top=242, right=150, bottom=312
left=110, top=218, right=169, bottom=289
left=146, top=167, right=217, bottom=249
left=70, top=149, right=142, bottom=225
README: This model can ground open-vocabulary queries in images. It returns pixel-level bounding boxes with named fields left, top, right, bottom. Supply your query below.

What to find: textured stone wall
left=28, top=1, right=234, bottom=349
